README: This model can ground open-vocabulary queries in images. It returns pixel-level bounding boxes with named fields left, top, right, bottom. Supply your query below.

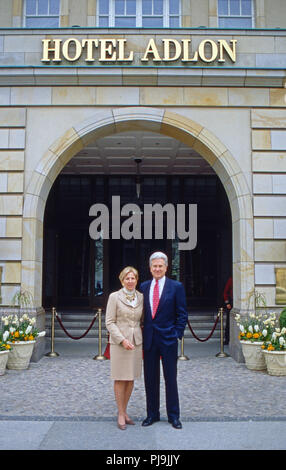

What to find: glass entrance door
left=43, top=174, right=232, bottom=311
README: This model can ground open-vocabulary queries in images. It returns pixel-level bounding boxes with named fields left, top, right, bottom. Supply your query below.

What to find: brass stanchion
left=46, top=307, right=59, bottom=358
left=216, top=307, right=229, bottom=358
left=93, top=308, right=106, bottom=361
left=178, top=336, right=189, bottom=361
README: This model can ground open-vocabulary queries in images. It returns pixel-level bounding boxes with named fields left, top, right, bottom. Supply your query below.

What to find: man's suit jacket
left=140, top=277, right=188, bottom=351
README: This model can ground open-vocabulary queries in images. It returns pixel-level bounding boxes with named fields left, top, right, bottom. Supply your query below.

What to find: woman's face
left=122, top=271, right=137, bottom=291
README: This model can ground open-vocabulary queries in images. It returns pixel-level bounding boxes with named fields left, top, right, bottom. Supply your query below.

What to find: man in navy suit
left=140, top=252, right=188, bottom=429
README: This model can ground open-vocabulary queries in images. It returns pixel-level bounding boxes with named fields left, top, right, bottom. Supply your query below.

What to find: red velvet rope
left=187, top=313, right=220, bottom=342
left=55, top=311, right=98, bottom=340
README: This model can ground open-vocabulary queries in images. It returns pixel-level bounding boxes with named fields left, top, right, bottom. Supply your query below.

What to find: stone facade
left=0, top=2, right=286, bottom=362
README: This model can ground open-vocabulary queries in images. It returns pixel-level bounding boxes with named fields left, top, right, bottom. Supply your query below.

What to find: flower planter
left=0, top=350, right=9, bottom=375
left=6, top=340, right=36, bottom=370
left=263, top=350, right=286, bottom=376
left=240, top=340, right=266, bottom=371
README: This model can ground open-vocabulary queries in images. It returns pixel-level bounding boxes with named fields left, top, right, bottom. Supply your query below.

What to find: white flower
left=239, top=325, right=245, bottom=333
left=3, top=331, right=9, bottom=342
left=9, top=327, right=15, bottom=333
left=254, top=325, right=259, bottom=332
left=279, top=337, right=285, bottom=346
left=25, top=325, right=32, bottom=335
left=262, top=329, right=267, bottom=337
left=248, top=325, right=253, bottom=333
left=38, top=331, right=46, bottom=337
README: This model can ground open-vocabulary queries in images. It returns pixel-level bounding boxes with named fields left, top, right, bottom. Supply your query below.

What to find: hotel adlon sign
left=42, top=37, right=237, bottom=64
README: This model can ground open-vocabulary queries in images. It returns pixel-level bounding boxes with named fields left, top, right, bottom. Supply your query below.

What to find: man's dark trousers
left=143, top=333, right=179, bottom=421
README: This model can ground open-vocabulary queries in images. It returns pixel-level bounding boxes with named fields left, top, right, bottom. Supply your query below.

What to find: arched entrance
left=43, top=171, right=231, bottom=311
left=22, top=107, right=254, bottom=360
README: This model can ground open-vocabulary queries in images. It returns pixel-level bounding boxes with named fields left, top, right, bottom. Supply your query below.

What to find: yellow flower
left=246, top=332, right=252, bottom=338
left=267, top=345, right=275, bottom=351
left=5, top=344, right=11, bottom=350
left=28, top=335, right=34, bottom=341
left=253, top=333, right=260, bottom=339
left=14, top=331, right=19, bottom=338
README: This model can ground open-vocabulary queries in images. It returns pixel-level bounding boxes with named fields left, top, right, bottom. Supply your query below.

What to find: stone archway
left=22, top=107, right=254, bottom=360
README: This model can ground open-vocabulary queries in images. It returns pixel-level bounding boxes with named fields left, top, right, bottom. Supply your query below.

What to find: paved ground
left=0, top=338, right=286, bottom=452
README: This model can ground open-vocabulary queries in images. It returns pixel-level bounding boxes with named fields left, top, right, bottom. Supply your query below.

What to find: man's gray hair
left=149, top=252, right=168, bottom=266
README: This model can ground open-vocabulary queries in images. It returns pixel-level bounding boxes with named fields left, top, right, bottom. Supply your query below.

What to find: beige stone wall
left=0, top=0, right=286, bottom=29
left=252, top=109, right=286, bottom=307
left=264, top=0, right=286, bottom=28
left=0, top=29, right=286, bottom=70
left=0, top=107, right=25, bottom=305
left=0, top=84, right=285, bottom=311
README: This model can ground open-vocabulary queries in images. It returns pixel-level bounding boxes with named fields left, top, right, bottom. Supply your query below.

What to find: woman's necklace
left=123, top=288, right=136, bottom=302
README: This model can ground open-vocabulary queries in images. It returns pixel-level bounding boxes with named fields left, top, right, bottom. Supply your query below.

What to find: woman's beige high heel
left=125, top=417, right=135, bottom=425
left=117, top=415, right=127, bottom=430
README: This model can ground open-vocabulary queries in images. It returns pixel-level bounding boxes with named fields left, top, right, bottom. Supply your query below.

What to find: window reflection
left=98, top=0, right=180, bottom=27
left=95, top=237, right=103, bottom=296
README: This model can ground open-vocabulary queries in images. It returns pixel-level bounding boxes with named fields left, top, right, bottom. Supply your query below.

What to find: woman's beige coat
left=105, top=289, right=144, bottom=345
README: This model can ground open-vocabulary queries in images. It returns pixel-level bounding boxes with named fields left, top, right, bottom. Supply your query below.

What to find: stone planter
left=0, top=350, right=9, bottom=375
left=7, top=341, right=36, bottom=370
left=240, top=340, right=266, bottom=371
left=263, top=350, right=286, bottom=376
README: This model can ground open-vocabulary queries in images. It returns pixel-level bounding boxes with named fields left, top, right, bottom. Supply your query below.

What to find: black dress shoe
left=142, top=417, right=160, bottom=427
left=168, top=418, right=182, bottom=429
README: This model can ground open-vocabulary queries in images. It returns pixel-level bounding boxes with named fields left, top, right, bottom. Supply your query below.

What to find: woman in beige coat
left=105, top=266, right=143, bottom=430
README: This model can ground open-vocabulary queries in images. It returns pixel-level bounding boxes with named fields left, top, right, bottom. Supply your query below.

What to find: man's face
left=150, top=258, right=167, bottom=280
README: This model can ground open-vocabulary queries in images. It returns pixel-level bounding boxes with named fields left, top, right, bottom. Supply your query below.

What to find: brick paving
left=1, top=339, right=286, bottom=422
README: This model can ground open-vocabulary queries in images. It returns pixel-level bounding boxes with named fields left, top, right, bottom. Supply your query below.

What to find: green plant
left=246, top=290, right=267, bottom=314
left=1, top=313, right=39, bottom=342
left=262, top=327, right=286, bottom=351
left=235, top=311, right=278, bottom=343
left=12, top=289, right=34, bottom=309
left=0, top=330, right=11, bottom=351
left=279, top=308, right=286, bottom=330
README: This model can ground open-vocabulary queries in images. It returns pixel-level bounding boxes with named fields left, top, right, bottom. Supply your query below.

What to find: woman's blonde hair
left=119, top=266, right=139, bottom=284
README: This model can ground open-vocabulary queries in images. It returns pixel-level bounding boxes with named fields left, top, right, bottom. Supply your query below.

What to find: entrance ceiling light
left=134, top=158, right=142, bottom=199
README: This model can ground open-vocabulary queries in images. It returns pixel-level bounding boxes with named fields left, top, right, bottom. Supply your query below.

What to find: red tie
left=152, top=279, right=159, bottom=319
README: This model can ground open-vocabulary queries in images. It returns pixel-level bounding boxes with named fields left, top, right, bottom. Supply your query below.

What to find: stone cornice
left=0, top=66, right=284, bottom=87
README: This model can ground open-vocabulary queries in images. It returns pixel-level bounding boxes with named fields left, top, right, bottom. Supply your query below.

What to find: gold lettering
left=41, top=36, right=238, bottom=66
left=218, top=39, right=237, bottom=62
left=99, top=39, right=117, bottom=61
left=141, top=38, right=161, bottom=62
left=62, top=38, right=82, bottom=61
left=41, top=39, right=62, bottom=62
left=162, top=39, right=181, bottom=61
left=198, top=39, right=218, bottom=63
left=181, top=39, right=198, bottom=62
left=117, top=39, right=133, bottom=61
left=82, top=39, right=99, bottom=62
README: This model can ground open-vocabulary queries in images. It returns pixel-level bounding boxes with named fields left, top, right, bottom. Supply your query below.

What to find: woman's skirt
left=110, top=343, right=142, bottom=380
